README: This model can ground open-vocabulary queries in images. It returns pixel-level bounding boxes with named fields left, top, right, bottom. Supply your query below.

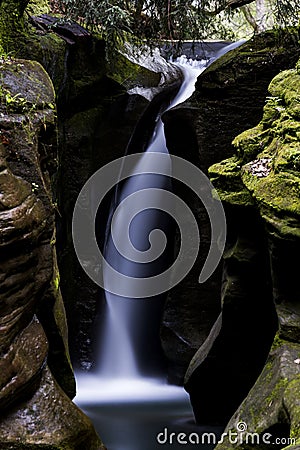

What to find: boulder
left=184, top=205, right=278, bottom=424
left=0, top=367, right=104, bottom=450
left=213, top=337, right=300, bottom=450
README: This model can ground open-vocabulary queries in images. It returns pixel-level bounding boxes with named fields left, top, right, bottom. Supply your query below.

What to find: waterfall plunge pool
left=75, top=374, right=223, bottom=450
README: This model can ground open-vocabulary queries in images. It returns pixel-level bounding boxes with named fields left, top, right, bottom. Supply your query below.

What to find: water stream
left=75, top=41, right=244, bottom=450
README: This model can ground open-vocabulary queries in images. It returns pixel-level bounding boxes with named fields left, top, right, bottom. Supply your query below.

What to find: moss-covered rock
left=190, top=57, right=300, bottom=447
left=190, top=27, right=300, bottom=170
left=209, top=61, right=300, bottom=239
left=1, top=12, right=175, bottom=370
left=215, top=336, right=300, bottom=449
left=0, top=0, right=29, bottom=55
left=37, top=244, right=76, bottom=399
left=162, top=28, right=300, bottom=383
left=184, top=206, right=278, bottom=424
left=0, top=58, right=104, bottom=449
left=14, top=20, right=182, bottom=369
left=107, top=44, right=182, bottom=99
left=0, top=367, right=105, bottom=450
left=107, top=48, right=161, bottom=90
left=0, top=59, right=55, bottom=111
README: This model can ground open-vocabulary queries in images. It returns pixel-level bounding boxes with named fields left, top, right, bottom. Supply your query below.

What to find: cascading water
left=97, top=60, right=208, bottom=381
left=75, top=58, right=207, bottom=397
left=75, top=40, right=245, bottom=450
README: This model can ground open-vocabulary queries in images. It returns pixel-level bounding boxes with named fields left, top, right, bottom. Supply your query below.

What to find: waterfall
left=96, top=58, right=208, bottom=381
left=96, top=42, right=247, bottom=381
left=74, top=59, right=208, bottom=408
left=73, top=41, right=246, bottom=450
left=75, top=39, right=245, bottom=405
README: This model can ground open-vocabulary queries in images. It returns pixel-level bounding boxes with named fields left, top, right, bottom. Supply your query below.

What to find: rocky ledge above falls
left=185, top=58, right=300, bottom=448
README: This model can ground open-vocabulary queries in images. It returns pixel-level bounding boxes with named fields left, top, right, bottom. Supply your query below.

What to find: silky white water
left=78, top=58, right=206, bottom=381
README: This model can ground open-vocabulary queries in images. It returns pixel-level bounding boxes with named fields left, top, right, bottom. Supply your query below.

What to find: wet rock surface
left=19, top=19, right=182, bottom=369
left=0, top=367, right=104, bottom=450
left=186, top=54, right=300, bottom=446
left=162, top=28, right=300, bottom=384
left=0, top=58, right=104, bottom=449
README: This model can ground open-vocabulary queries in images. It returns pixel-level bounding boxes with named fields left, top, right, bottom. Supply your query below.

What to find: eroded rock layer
left=185, top=53, right=300, bottom=448
left=0, top=58, right=104, bottom=450
left=162, top=28, right=300, bottom=384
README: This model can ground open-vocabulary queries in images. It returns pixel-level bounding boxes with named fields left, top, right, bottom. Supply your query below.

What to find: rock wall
left=185, top=55, right=300, bottom=447
left=0, top=58, right=104, bottom=449
left=18, top=18, right=182, bottom=369
left=212, top=58, right=300, bottom=450
left=54, top=40, right=181, bottom=370
left=162, top=28, right=300, bottom=384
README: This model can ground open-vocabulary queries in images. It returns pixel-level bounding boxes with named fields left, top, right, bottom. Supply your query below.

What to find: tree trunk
left=241, top=0, right=269, bottom=34
left=241, top=5, right=259, bottom=32
left=256, top=0, right=268, bottom=32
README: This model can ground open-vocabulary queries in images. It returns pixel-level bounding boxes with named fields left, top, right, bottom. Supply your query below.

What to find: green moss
left=0, top=58, right=55, bottom=113
left=242, top=171, right=300, bottom=215
left=232, top=124, right=270, bottom=163
left=25, top=0, right=50, bottom=16
left=284, top=375, right=300, bottom=442
left=37, top=246, right=76, bottom=399
left=0, top=1, right=26, bottom=55
left=269, top=69, right=300, bottom=103
left=210, top=156, right=242, bottom=175
left=209, top=58, right=300, bottom=239
left=282, top=439, right=300, bottom=450
left=264, top=69, right=300, bottom=128
left=107, top=50, right=160, bottom=89
left=209, top=157, right=255, bottom=206
left=271, top=332, right=286, bottom=350
left=23, top=32, right=68, bottom=94
left=265, top=377, right=289, bottom=406
left=53, top=272, right=60, bottom=291
left=274, top=142, right=300, bottom=173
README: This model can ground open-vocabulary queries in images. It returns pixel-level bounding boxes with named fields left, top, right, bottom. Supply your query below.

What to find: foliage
left=1, top=0, right=298, bottom=57
left=50, top=0, right=234, bottom=45
left=273, top=0, right=300, bottom=27
left=48, top=0, right=300, bottom=52
left=0, top=0, right=28, bottom=54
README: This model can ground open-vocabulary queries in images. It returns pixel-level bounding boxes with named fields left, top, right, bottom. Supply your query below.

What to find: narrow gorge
left=0, top=1, right=299, bottom=449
